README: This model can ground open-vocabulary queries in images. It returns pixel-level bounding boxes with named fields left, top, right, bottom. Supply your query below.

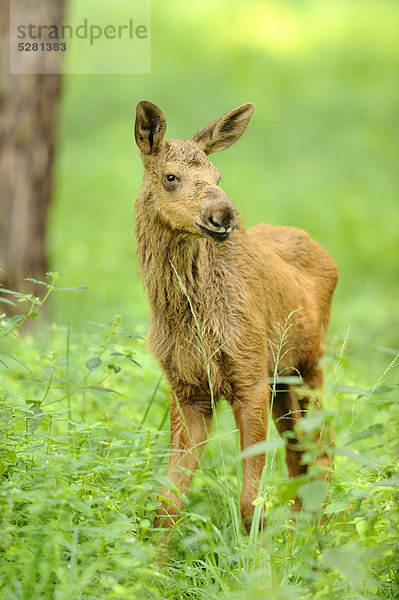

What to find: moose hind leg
left=300, top=367, right=333, bottom=477
left=272, top=384, right=307, bottom=478
left=272, top=379, right=332, bottom=514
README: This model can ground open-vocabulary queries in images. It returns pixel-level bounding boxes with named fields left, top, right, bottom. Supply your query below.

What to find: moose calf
left=134, top=100, right=338, bottom=535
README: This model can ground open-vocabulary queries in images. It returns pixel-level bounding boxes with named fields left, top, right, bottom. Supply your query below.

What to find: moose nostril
left=209, top=216, right=221, bottom=229
left=199, top=199, right=237, bottom=233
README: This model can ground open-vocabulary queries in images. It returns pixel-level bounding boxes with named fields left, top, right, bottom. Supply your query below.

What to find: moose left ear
left=135, top=100, right=167, bottom=155
left=190, top=103, right=254, bottom=155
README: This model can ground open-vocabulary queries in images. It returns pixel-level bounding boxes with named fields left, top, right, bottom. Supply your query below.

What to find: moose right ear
left=190, top=103, right=254, bottom=155
left=135, top=101, right=167, bottom=155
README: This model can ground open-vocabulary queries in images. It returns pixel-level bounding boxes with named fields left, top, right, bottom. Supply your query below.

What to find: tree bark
left=0, top=0, right=65, bottom=303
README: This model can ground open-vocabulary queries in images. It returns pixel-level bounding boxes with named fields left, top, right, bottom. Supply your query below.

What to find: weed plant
left=1, top=276, right=398, bottom=599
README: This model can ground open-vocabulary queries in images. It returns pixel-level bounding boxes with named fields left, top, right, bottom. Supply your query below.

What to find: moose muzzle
left=197, top=192, right=237, bottom=243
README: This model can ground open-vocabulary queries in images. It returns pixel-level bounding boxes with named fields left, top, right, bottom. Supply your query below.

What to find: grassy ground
left=1, top=0, right=399, bottom=598
left=1, top=286, right=398, bottom=599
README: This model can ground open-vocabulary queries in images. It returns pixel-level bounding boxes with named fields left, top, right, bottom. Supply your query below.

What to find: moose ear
left=190, top=103, right=254, bottom=155
left=135, top=100, right=167, bottom=155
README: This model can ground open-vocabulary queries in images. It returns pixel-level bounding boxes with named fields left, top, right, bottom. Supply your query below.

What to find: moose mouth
left=197, top=224, right=233, bottom=243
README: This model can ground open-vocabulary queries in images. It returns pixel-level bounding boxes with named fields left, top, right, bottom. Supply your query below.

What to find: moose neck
left=135, top=192, right=219, bottom=315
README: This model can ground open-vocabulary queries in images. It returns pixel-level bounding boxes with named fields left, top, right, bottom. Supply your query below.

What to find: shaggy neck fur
left=135, top=191, right=226, bottom=318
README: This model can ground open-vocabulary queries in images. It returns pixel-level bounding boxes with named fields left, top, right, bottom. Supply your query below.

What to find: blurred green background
left=48, top=0, right=399, bottom=382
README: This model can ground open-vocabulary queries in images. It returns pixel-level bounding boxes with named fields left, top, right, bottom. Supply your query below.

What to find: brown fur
left=134, top=101, right=338, bottom=538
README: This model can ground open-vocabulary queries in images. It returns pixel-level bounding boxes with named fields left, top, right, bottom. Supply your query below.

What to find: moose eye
left=165, top=174, right=177, bottom=183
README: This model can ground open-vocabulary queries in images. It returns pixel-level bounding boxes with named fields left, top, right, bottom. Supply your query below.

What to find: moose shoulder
left=134, top=100, right=338, bottom=538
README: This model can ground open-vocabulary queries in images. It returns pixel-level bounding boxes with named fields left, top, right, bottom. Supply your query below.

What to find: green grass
left=1, top=280, right=398, bottom=599
left=2, top=0, right=399, bottom=597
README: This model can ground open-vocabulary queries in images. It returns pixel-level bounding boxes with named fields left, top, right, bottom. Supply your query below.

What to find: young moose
left=134, top=101, right=338, bottom=534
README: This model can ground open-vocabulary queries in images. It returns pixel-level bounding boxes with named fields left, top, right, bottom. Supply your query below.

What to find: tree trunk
left=0, top=0, right=65, bottom=303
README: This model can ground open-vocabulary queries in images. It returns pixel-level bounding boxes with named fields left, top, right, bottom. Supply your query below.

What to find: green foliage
left=0, top=272, right=60, bottom=340
left=1, top=284, right=398, bottom=599
left=1, top=286, right=170, bottom=598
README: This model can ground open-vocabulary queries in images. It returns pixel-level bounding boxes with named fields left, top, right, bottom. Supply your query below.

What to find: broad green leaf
left=297, top=412, right=325, bottom=434
left=324, top=499, right=350, bottom=515
left=28, top=406, right=44, bottom=433
left=355, top=519, right=369, bottom=538
left=372, top=474, right=399, bottom=488
left=0, top=352, right=32, bottom=373
left=139, top=519, right=151, bottom=528
left=334, top=384, right=393, bottom=397
left=73, top=421, right=107, bottom=431
left=377, top=347, right=399, bottom=356
left=87, top=385, right=125, bottom=397
left=345, top=423, right=383, bottom=446
left=0, top=296, right=16, bottom=306
left=240, top=438, right=285, bottom=459
left=322, top=542, right=380, bottom=590
left=334, top=447, right=384, bottom=468
left=86, top=357, right=102, bottom=371
left=252, top=496, right=266, bottom=506
left=278, top=475, right=308, bottom=503
left=24, top=277, right=47, bottom=286
left=0, top=287, right=26, bottom=297
left=57, top=286, right=87, bottom=292
left=334, top=385, right=369, bottom=396
left=298, top=480, right=328, bottom=512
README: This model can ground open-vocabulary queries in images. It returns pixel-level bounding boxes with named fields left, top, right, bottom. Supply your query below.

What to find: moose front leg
left=155, top=394, right=213, bottom=530
left=233, top=388, right=269, bottom=534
